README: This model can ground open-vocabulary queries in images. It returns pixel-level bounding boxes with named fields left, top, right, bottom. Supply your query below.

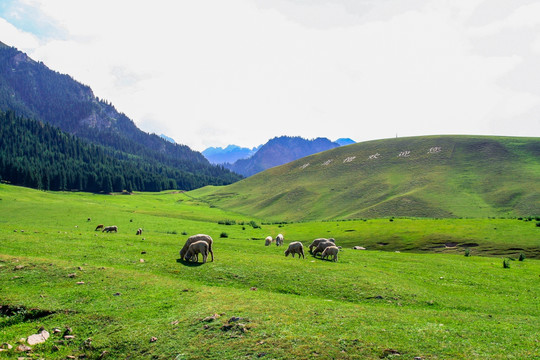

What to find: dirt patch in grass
left=459, top=243, right=479, bottom=247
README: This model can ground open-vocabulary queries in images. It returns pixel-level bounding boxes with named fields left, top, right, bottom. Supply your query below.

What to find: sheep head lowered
left=284, top=241, right=304, bottom=259
left=180, top=234, right=214, bottom=262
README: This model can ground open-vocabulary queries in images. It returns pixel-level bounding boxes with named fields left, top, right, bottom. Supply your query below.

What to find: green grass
left=1, top=184, right=540, bottom=359
left=191, top=135, right=540, bottom=221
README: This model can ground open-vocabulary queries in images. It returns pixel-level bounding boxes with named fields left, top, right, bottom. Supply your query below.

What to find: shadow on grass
left=176, top=258, right=205, bottom=267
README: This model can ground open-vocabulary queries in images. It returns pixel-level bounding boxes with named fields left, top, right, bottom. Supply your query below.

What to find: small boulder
left=202, top=314, right=220, bottom=322
left=15, top=344, right=32, bottom=352
left=27, top=330, right=49, bottom=345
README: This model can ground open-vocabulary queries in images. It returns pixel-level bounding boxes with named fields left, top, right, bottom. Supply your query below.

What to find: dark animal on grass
left=136, top=228, right=143, bottom=235
left=312, top=240, right=336, bottom=257
left=308, top=238, right=335, bottom=253
left=275, top=233, right=284, bottom=246
left=285, top=242, right=304, bottom=259
left=180, top=234, right=214, bottom=262
left=185, top=241, right=209, bottom=263
left=95, top=224, right=104, bottom=231
left=102, top=225, right=118, bottom=233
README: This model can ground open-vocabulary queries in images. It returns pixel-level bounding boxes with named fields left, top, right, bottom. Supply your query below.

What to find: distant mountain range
left=159, top=134, right=176, bottom=144
left=335, top=138, right=356, bottom=146
left=202, top=137, right=356, bottom=177
left=223, top=136, right=341, bottom=177
left=203, top=138, right=356, bottom=167
left=0, top=41, right=242, bottom=191
left=202, top=145, right=261, bottom=165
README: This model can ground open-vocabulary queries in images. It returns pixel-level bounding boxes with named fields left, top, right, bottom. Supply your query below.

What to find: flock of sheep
left=91, top=219, right=340, bottom=264
left=178, top=233, right=340, bottom=264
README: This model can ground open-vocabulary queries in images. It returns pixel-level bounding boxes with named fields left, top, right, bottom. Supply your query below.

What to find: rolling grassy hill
left=0, top=184, right=539, bottom=359
left=191, top=135, right=540, bottom=221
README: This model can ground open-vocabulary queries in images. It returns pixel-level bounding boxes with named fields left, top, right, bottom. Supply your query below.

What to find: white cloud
left=0, top=17, right=40, bottom=49
left=0, top=0, right=539, bottom=150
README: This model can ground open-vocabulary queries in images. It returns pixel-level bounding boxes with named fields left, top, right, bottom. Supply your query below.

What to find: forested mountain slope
left=0, top=42, right=242, bottom=189
left=0, top=111, right=231, bottom=192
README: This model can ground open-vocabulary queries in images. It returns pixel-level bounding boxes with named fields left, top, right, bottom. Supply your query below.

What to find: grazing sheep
left=284, top=242, right=304, bottom=259
left=95, top=224, right=104, bottom=231
left=185, top=241, right=209, bottom=263
left=321, top=246, right=339, bottom=262
left=312, top=240, right=336, bottom=257
left=308, top=238, right=335, bottom=253
left=275, top=234, right=284, bottom=246
left=180, top=234, right=214, bottom=262
left=265, top=236, right=273, bottom=246
left=102, top=225, right=118, bottom=233
left=136, top=228, right=143, bottom=235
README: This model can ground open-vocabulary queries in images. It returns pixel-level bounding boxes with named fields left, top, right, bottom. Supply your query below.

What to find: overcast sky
left=1, top=0, right=539, bottom=151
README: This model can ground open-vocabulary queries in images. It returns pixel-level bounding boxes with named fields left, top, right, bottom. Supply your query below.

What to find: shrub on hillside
left=519, top=253, right=526, bottom=261
left=220, top=232, right=228, bottom=238
left=464, top=248, right=471, bottom=257
left=503, top=258, right=511, bottom=269
left=218, top=219, right=236, bottom=225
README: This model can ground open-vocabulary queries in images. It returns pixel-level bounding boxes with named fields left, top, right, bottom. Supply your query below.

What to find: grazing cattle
left=102, top=225, right=118, bottom=233
left=95, top=224, right=104, bottom=231
left=265, top=236, right=273, bottom=246
left=136, top=228, right=143, bottom=235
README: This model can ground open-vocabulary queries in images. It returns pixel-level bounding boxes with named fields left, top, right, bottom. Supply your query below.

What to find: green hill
left=191, top=135, right=540, bottom=221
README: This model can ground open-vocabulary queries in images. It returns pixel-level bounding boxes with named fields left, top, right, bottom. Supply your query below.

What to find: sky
left=1, top=0, right=539, bottom=151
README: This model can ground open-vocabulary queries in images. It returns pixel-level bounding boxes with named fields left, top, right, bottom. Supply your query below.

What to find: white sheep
left=180, top=234, right=214, bottom=262
left=308, top=238, right=335, bottom=253
left=275, top=234, right=284, bottom=246
left=321, top=246, right=339, bottom=262
left=312, top=240, right=336, bottom=257
left=284, top=242, right=304, bottom=258
left=185, top=241, right=209, bottom=263
left=265, top=236, right=273, bottom=246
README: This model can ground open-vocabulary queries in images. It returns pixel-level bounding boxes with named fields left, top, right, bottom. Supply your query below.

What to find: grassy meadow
left=1, top=184, right=540, bottom=359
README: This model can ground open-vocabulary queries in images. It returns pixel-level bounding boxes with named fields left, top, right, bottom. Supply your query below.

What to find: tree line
left=0, top=111, right=239, bottom=193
